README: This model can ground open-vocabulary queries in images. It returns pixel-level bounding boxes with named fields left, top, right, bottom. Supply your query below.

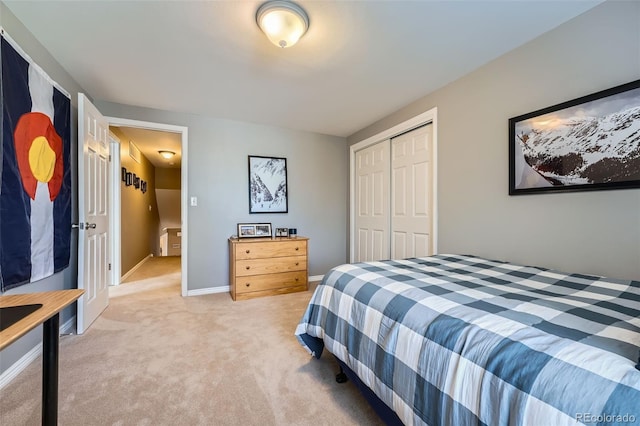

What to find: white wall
left=348, top=0, right=640, bottom=281
left=95, top=101, right=349, bottom=290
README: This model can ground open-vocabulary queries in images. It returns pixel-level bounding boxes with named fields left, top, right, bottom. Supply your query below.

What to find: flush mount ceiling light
left=158, top=150, right=175, bottom=159
left=256, top=0, right=309, bottom=48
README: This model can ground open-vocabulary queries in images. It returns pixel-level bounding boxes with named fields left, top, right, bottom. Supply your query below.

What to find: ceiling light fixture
left=158, top=150, right=175, bottom=159
left=256, top=0, right=309, bottom=48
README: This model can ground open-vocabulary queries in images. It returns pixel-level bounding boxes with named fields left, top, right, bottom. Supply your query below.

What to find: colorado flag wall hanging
left=1, top=29, right=71, bottom=292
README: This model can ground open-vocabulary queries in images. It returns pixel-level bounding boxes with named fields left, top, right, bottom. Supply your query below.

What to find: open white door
left=77, top=93, right=109, bottom=334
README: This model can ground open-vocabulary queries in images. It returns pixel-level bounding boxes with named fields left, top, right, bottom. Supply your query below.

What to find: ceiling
left=113, top=126, right=182, bottom=169
left=5, top=0, right=603, bottom=139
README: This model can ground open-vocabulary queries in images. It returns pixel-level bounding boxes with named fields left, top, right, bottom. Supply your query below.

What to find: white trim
left=349, top=108, right=439, bottom=262
left=0, top=316, right=76, bottom=390
left=188, top=277, right=324, bottom=296
left=187, top=286, right=230, bottom=297
left=0, top=343, right=42, bottom=390
left=120, top=254, right=152, bottom=281
left=106, top=117, right=189, bottom=297
left=109, top=133, right=122, bottom=285
left=59, top=316, right=75, bottom=335
left=0, top=27, right=70, bottom=97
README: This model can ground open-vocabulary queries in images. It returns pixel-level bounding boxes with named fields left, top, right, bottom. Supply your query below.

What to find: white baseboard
left=187, top=286, right=230, bottom=297
left=60, top=316, right=75, bottom=335
left=120, top=254, right=152, bottom=282
left=186, top=275, right=324, bottom=296
left=0, top=343, right=42, bottom=390
left=0, top=315, right=75, bottom=390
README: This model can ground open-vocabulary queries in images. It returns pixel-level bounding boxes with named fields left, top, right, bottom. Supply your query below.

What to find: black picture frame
left=121, top=167, right=127, bottom=182
left=125, top=172, right=132, bottom=186
left=133, top=174, right=140, bottom=189
left=237, top=223, right=272, bottom=239
left=248, top=155, right=288, bottom=213
left=275, top=227, right=289, bottom=237
left=508, top=79, right=640, bottom=195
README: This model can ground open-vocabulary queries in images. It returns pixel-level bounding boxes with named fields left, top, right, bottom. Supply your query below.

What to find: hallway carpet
left=0, top=260, right=383, bottom=425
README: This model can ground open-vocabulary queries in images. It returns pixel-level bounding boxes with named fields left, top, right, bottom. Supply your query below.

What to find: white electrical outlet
left=190, top=196, right=198, bottom=207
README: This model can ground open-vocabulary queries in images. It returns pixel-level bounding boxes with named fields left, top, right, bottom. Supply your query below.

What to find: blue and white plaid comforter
left=295, top=255, right=640, bottom=426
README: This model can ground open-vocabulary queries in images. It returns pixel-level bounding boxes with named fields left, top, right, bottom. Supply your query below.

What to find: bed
left=295, top=254, right=640, bottom=425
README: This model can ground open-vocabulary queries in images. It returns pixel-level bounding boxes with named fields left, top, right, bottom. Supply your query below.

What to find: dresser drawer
left=235, top=240, right=307, bottom=260
left=235, top=270, right=307, bottom=294
left=235, top=256, right=306, bottom=277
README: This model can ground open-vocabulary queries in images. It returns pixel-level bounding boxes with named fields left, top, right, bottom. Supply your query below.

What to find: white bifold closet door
left=391, top=124, right=433, bottom=259
left=354, top=123, right=433, bottom=262
left=354, top=140, right=390, bottom=262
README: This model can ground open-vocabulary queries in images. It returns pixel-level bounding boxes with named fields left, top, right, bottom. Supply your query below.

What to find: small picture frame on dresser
left=275, top=227, right=289, bottom=237
left=237, top=223, right=272, bottom=239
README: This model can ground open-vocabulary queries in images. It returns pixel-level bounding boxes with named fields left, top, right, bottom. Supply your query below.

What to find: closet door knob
left=245, top=250, right=250, bottom=254
left=246, top=266, right=250, bottom=270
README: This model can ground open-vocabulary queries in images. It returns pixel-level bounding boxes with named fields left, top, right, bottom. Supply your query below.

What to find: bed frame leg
left=336, top=366, right=348, bottom=384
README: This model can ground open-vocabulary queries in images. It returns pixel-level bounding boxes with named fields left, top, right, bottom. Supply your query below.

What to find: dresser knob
left=295, top=277, right=299, bottom=281
left=245, top=250, right=250, bottom=254
left=246, top=283, right=250, bottom=287
left=246, top=266, right=250, bottom=270
left=295, top=262, right=299, bottom=266
left=295, top=247, right=299, bottom=251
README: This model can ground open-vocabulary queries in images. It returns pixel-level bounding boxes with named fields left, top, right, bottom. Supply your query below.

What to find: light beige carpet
left=0, top=258, right=384, bottom=425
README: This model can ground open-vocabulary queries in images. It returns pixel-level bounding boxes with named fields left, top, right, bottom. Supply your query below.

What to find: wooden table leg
left=42, top=313, right=59, bottom=426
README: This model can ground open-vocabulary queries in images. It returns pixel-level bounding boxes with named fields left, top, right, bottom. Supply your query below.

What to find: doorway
left=107, top=117, right=189, bottom=297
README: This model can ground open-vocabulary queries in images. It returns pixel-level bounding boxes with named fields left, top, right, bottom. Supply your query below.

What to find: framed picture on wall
left=237, top=223, right=272, bottom=239
left=248, top=155, right=288, bottom=213
left=509, top=79, right=640, bottom=195
left=125, top=172, right=132, bottom=186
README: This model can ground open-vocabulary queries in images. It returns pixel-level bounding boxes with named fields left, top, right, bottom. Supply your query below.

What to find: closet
left=353, top=123, right=434, bottom=262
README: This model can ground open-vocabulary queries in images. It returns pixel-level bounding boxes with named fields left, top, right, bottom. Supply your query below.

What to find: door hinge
left=109, top=154, right=112, bottom=162
left=108, top=263, right=111, bottom=271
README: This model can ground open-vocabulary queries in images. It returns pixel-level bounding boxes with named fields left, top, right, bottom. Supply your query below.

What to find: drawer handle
left=295, top=262, right=299, bottom=266
left=245, top=250, right=250, bottom=254
left=295, top=247, right=299, bottom=251
left=245, top=283, right=251, bottom=287
left=246, top=266, right=250, bottom=270
left=295, top=277, right=299, bottom=281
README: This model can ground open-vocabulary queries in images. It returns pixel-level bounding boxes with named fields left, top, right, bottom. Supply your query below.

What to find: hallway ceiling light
left=158, top=150, right=175, bottom=159
left=256, top=0, right=309, bottom=48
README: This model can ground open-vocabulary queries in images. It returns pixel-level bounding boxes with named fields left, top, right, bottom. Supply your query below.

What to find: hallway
left=113, top=256, right=181, bottom=297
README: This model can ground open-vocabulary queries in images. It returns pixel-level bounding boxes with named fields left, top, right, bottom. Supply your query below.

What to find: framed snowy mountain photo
left=509, top=79, right=640, bottom=195
left=248, top=155, right=288, bottom=213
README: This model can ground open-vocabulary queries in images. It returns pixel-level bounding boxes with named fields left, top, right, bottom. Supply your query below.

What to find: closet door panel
left=391, top=124, right=433, bottom=259
left=354, top=140, right=390, bottom=262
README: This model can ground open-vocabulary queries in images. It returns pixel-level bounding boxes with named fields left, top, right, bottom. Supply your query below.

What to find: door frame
left=108, top=133, right=122, bottom=286
left=106, top=116, right=189, bottom=297
left=349, top=107, right=438, bottom=262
